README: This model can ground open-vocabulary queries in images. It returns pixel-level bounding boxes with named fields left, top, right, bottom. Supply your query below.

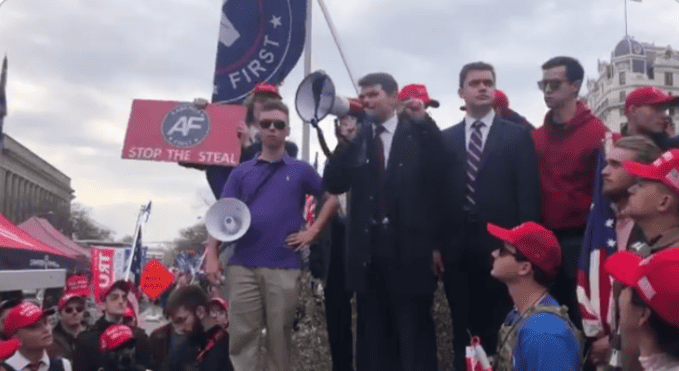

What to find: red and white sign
left=92, top=247, right=116, bottom=303
left=121, top=99, right=245, bottom=165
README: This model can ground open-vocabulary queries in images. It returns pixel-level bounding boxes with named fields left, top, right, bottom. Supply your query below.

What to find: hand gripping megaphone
left=205, top=198, right=252, bottom=242
left=295, top=71, right=362, bottom=127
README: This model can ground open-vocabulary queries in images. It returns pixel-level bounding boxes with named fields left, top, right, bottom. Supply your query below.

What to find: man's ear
left=195, top=306, right=206, bottom=320
left=518, top=262, right=533, bottom=277
left=639, top=307, right=652, bottom=328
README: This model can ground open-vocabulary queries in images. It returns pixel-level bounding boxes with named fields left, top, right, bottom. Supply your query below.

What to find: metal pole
left=316, top=0, right=359, bottom=95
left=124, top=206, right=144, bottom=281
left=302, top=0, right=312, bottom=162
left=624, top=0, right=628, bottom=37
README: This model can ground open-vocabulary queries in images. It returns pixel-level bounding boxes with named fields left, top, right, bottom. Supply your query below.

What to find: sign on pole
left=140, top=259, right=175, bottom=300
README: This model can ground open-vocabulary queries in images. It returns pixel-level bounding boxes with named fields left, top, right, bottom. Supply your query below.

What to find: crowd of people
left=1, top=54, right=679, bottom=371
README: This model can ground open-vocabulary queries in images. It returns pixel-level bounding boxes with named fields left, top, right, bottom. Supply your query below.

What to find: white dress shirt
left=373, top=113, right=398, bottom=169
left=5, top=349, right=72, bottom=371
left=464, top=109, right=495, bottom=151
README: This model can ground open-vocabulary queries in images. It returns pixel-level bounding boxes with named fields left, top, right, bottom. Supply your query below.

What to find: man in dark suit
left=440, top=62, right=541, bottom=371
left=323, top=72, right=445, bottom=371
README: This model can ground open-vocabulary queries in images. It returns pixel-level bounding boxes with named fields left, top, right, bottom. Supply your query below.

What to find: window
left=620, top=71, right=626, bottom=85
left=620, top=91, right=626, bottom=102
left=666, top=72, right=674, bottom=86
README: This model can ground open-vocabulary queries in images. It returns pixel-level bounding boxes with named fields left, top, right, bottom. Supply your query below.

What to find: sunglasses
left=259, top=119, right=286, bottom=130
left=63, top=306, right=85, bottom=314
left=537, top=79, right=567, bottom=92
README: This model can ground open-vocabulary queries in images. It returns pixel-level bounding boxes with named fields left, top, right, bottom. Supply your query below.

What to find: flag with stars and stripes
left=576, top=150, right=618, bottom=338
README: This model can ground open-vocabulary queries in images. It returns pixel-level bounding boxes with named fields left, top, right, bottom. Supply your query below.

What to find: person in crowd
left=50, top=293, right=86, bottom=362
left=161, top=286, right=232, bottom=371
left=204, top=99, right=339, bottom=370
left=0, top=338, right=21, bottom=371
left=440, top=61, right=541, bottom=371
left=492, top=89, right=534, bottom=130
left=604, top=248, right=679, bottom=371
left=532, top=56, right=608, bottom=327
left=624, top=86, right=679, bottom=150
left=323, top=72, right=445, bottom=371
left=98, top=325, right=144, bottom=371
left=206, top=298, right=228, bottom=329
left=582, top=136, right=661, bottom=370
left=2, top=301, right=71, bottom=371
left=488, top=222, right=581, bottom=371
left=73, top=281, right=151, bottom=371
left=0, top=300, right=21, bottom=341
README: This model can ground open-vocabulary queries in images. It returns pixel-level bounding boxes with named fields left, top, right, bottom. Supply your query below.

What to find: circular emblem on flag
left=161, top=104, right=210, bottom=148
left=213, top=0, right=296, bottom=103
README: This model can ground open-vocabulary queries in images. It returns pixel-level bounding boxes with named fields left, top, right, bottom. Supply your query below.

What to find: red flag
left=91, top=247, right=116, bottom=304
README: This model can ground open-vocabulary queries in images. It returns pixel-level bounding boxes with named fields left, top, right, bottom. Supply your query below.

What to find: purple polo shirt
left=220, top=154, right=324, bottom=269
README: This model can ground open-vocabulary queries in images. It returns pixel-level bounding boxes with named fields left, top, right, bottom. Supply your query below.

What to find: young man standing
left=533, top=56, right=608, bottom=327
left=73, top=281, right=151, bottom=371
left=604, top=248, right=679, bottom=371
left=2, top=301, right=71, bottom=371
left=49, top=294, right=86, bottom=362
left=487, top=222, right=581, bottom=371
left=204, top=99, right=338, bottom=370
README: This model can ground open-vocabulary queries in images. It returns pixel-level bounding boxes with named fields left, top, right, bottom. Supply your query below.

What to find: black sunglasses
left=64, top=306, right=85, bottom=314
left=259, top=119, right=286, bottom=130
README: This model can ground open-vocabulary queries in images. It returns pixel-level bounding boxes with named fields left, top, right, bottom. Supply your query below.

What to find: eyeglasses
left=537, top=79, right=567, bottom=92
left=64, top=306, right=85, bottom=314
left=259, top=119, right=287, bottom=130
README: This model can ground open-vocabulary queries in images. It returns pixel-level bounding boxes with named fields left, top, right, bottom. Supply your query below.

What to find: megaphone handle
left=315, top=125, right=333, bottom=157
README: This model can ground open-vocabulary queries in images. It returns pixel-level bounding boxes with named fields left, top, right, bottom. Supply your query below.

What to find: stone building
left=586, top=36, right=679, bottom=133
left=0, top=134, right=74, bottom=232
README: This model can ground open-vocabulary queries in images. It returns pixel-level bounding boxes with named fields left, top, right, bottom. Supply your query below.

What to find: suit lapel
left=478, top=118, right=502, bottom=171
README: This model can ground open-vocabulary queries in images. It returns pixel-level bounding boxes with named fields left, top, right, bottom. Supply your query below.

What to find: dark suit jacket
left=323, top=114, right=445, bottom=295
left=441, top=117, right=541, bottom=263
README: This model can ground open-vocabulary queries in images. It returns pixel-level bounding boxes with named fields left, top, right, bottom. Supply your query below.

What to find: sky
left=0, top=0, right=677, bottom=243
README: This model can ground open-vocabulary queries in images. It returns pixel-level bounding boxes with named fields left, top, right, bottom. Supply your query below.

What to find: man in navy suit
left=324, top=73, right=445, bottom=371
left=440, top=62, right=541, bottom=371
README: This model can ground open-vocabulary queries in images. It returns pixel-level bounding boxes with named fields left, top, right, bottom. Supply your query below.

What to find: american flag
left=577, top=151, right=618, bottom=338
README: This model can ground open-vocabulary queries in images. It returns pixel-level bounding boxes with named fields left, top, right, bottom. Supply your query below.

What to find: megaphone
left=205, top=198, right=251, bottom=242
left=295, top=71, right=361, bottom=126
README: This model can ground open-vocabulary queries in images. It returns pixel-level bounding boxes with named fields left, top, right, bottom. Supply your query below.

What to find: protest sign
left=140, top=259, right=175, bottom=299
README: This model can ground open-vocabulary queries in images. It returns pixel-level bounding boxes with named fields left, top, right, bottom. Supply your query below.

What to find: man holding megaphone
left=204, top=99, right=339, bottom=371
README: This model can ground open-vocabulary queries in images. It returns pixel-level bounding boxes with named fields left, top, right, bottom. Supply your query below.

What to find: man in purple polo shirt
left=205, top=99, right=338, bottom=370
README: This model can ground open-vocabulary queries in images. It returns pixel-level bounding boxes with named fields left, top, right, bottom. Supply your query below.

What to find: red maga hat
left=625, top=86, right=679, bottom=112
left=58, top=293, right=85, bottom=310
left=3, top=302, right=55, bottom=336
left=209, top=298, right=229, bottom=311
left=487, top=222, right=562, bottom=278
left=624, top=149, right=679, bottom=197
left=0, top=339, right=20, bottom=361
left=65, top=275, right=91, bottom=297
left=398, top=84, right=440, bottom=108
left=99, top=324, right=135, bottom=353
left=604, top=248, right=679, bottom=328
left=253, top=82, right=281, bottom=99
left=100, top=280, right=133, bottom=302
left=493, top=90, right=509, bottom=112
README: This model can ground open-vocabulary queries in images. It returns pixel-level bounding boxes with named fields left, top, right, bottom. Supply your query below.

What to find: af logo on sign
left=162, top=104, right=210, bottom=147
left=211, top=0, right=307, bottom=103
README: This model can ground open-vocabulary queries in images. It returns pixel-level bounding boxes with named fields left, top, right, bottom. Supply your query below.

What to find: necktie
left=466, top=120, right=484, bottom=210
left=372, top=125, right=387, bottom=223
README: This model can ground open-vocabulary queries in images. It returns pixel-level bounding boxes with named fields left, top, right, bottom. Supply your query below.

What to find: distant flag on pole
left=211, top=0, right=308, bottom=104
left=0, top=55, right=7, bottom=150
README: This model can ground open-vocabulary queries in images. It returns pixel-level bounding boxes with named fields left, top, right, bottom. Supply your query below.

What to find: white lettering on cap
left=638, top=276, right=657, bottom=301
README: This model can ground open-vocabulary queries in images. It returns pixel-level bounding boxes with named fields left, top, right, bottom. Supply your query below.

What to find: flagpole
left=124, top=206, right=144, bottom=281
left=316, top=0, right=359, bottom=95
left=302, top=0, right=312, bottom=162
left=624, top=0, right=628, bottom=37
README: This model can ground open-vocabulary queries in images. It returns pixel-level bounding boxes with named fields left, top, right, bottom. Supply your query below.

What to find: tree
left=173, top=222, right=208, bottom=253
left=69, top=203, right=115, bottom=241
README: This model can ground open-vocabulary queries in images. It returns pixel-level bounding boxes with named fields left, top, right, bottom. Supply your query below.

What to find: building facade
left=586, top=36, right=679, bottom=133
left=0, top=134, right=74, bottom=232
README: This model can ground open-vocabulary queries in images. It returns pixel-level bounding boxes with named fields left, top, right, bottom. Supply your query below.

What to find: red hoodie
left=532, top=102, right=608, bottom=230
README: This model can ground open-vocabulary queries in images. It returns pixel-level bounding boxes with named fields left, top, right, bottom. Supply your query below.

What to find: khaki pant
left=227, top=265, right=300, bottom=371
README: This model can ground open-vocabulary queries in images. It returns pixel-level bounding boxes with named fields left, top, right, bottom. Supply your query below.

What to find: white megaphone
left=295, top=71, right=358, bottom=127
left=205, top=198, right=252, bottom=242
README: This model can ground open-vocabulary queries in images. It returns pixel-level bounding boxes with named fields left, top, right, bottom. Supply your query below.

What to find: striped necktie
left=466, top=120, right=484, bottom=209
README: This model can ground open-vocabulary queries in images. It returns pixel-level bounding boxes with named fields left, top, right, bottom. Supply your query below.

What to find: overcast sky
left=0, top=0, right=676, bottom=243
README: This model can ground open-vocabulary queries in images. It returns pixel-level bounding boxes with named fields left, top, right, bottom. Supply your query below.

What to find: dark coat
left=161, top=326, right=232, bottom=371
left=73, top=317, right=153, bottom=371
left=441, top=117, right=541, bottom=262
left=148, top=323, right=173, bottom=368
left=50, top=322, right=79, bottom=362
left=323, top=114, right=445, bottom=295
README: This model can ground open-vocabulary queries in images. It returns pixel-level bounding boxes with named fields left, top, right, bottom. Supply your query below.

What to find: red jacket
left=532, top=102, right=608, bottom=230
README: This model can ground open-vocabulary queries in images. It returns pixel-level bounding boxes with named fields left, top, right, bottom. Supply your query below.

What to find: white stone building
left=586, top=36, right=679, bottom=133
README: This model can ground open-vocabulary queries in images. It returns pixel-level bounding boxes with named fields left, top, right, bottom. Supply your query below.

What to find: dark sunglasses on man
left=259, top=119, right=286, bottom=130
left=63, top=306, right=85, bottom=314
left=537, top=79, right=566, bottom=92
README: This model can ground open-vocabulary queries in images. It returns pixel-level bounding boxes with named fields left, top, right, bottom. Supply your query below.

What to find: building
left=0, top=134, right=74, bottom=232
left=586, top=36, right=679, bottom=133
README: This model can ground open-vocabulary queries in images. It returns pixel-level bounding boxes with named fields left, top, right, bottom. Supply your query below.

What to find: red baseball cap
left=209, top=298, right=229, bottom=312
left=65, top=275, right=91, bottom=297
left=100, top=280, right=133, bottom=302
left=0, top=339, right=20, bottom=360
left=3, top=302, right=55, bottom=336
left=398, top=84, right=440, bottom=108
left=493, top=90, right=510, bottom=113
left=123, top=306, right=135, bottom=320
left=625, top=86, right=679, bottom=112
left=252, top=82, right=281, bottom=99
left=487, top=222, right=562, bottom=278
left=58, top=293, right=85, bottom=310
left=624, top=149, right=679, bottom=196
left=99, top=324, right=135, bottom=353
left=604, top=248, right=679, bottom=328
